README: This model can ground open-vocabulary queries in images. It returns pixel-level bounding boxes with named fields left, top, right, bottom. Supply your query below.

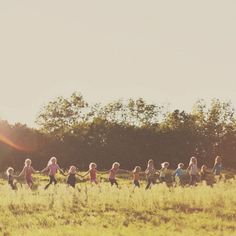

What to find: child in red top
left=41, top=157, right=64, bottom=190
left=109, top=162, right=120, bottom=187
left=83, top=163, right=98, bottom=184
left=18, top=159, right=38, bottom=188
left=133, top=166, right=141, bottom=188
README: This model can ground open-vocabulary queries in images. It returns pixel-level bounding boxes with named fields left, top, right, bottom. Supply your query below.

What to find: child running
left=145, top=159, right=157, bottom=189
left=41, top=157, right=63, bottom=190
left=6, top=167, right=17, bottom=190
left=173, top=163, right=185, bottom=186
left=133, top=166, right=141, bottom=188
left=187, top=157, right=199, bottom=186
left=159, top=162, right=169, bottom=183
left=83, top=163, right=99, bottom=184
left=212, top=156, right=223, bottom=179
left=18, top=159, right=38, bottom=188
left=64, top=166, right=83, bottom=188
left=108, top=162, right=120, bottom=187
left=200, top=165, right=211, bottom=183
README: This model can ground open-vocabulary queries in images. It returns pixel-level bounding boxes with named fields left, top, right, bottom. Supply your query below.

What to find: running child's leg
left=52, top=176, right=57, bottom=185
left=26, top=178, right=33, bottom=188
left=114, top=179, right=119, bottom=187
left=159, top=177, right=165, bottom=183
left=134, top=180, right=140, bottom=188
left=109, top=178, right=115, bottom=186
left=189, top=175, right=196, bottom=186
left=145, top=178, right=152, bottom=190
left=45, top=176, right=54, bottom=189
left=9, top=181, right=17, bottom=190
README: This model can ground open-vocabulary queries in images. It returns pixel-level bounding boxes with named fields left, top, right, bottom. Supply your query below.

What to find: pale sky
left=0, top=1, right=236, bottom=127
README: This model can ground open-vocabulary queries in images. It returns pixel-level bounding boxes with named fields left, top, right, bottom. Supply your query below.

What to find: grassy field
left=0, top=172, right=236, bottom=236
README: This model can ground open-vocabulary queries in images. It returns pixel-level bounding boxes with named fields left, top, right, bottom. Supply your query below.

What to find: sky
left=0, top=0, right=236, bottom=127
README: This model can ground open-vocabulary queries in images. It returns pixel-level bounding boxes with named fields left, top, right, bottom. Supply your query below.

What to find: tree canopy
left=0, top=93, right=236, bottom=171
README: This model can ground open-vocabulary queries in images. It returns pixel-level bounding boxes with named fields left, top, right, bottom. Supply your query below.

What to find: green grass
left=0, top=172, right=236, bottom=236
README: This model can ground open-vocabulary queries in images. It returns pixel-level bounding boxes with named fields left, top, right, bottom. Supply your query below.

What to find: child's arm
left=119, top=169, right=130, bottom=173
left=59, top=169, right=65, bottom=175
left=186, top=164, right=192, bottom=173
left=97, top=170, right=109, bottom=174
left=82, top=171, right=90, bottom=178
left=211, top=164, right=216, bottom=173
left=18, top=167, right=26, bottom=177
left=57, top=165, right=65, bottom=175
left=41, top=166, right=49, bottom=173
left=76, top=172, right=84, bottom=178
left=77, top=174, right=84, bottom=178
left=32, top=167, right=40, bottom=174
left=172, top=169, right=177, bottom=176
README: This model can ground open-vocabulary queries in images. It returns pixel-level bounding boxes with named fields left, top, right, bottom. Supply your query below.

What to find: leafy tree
left=1, top=93, right=236, bottom=171
left=36, top=92, right=88, bottom=135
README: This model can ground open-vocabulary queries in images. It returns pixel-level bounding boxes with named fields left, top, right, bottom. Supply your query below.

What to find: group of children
left=6, top=156, right=223, bottom=190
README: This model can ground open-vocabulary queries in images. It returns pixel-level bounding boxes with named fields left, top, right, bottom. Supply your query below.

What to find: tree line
left=0, top=92, right=236, bottom=172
